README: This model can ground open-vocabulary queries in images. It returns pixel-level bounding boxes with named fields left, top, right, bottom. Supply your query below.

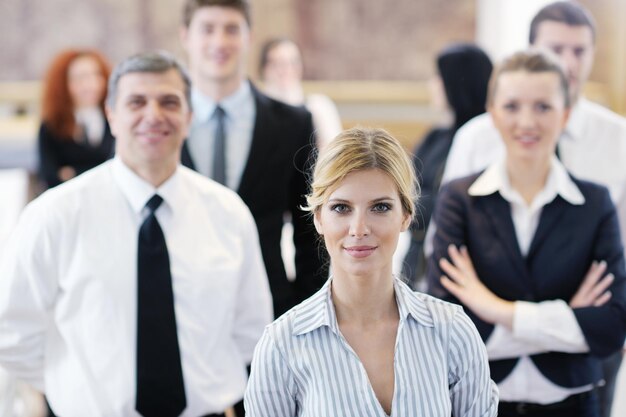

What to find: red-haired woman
left=38, top=49, right=114, bottom=188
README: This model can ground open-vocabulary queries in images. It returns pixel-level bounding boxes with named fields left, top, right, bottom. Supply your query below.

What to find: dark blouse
left=37, top=121, right=115, bottom=188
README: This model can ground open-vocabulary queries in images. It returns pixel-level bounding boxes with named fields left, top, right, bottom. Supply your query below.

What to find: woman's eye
left=372, top=203, right=391, bottom=212
left=503, top=102, right=518, bottom=112
left=330, top=204, right=350, bottom=213
left=535, top=103, right=552, bottom=112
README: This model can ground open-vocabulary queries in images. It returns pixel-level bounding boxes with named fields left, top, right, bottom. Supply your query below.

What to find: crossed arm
left=428, top=182, right=626, bottom=359
left=438, top=245, right=613, bottom=358
left=439, top=245, right=613, bottom=328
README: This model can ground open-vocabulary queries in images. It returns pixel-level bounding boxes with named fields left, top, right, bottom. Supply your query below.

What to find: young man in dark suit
left=180, top=0, right=327, bottom=321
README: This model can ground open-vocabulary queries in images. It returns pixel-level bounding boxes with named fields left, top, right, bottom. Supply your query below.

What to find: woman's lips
left=515, top=134, right=539, bottom=144
left=344, top=246, right=377, bottom=258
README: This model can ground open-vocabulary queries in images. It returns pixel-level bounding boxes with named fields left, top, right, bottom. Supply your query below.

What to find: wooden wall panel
left=578, top=0, right=626, bottom=114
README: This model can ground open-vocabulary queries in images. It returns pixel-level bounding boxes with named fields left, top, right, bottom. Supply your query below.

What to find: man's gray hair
left=106, top=50, right=192, bottom=108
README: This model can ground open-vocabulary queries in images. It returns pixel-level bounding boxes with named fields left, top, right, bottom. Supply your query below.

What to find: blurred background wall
left=1, top=0, right=477, bottom=81
left=1, top=0, right=625, bottom=152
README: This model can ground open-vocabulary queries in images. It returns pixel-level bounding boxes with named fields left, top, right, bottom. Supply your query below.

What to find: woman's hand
left=569, top=260, right=613, bottom=308
left=439, top=245, right=514, bottom=329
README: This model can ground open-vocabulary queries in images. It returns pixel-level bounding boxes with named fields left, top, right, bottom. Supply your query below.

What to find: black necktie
left=136, top=195, right=186, bottom=417
left=212, top=106, right=227, bottom=185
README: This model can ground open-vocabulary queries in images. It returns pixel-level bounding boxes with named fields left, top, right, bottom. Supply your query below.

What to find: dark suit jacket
left=403, top=127, right=454, bottom=286
left=427, top=172, right=626, bottom=388
left=181, top=84, right=327, bottom=317
left=38, top=121, right=115, bottom=188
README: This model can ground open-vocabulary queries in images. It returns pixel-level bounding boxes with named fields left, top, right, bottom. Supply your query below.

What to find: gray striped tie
left=212, top=106, right=227, bottom=185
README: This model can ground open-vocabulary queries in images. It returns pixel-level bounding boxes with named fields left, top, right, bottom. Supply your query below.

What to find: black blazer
left=38, top=121, right=115, bottom=188
left=428, top=172, right=626, bottom=388
left=181, top=84, right=327, bottom=316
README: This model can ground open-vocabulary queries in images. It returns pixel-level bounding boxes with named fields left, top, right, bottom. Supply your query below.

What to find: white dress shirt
left=439, top=98, right=626, bottom=254
left=245, top=278, right=498, bottom=417
left=304, top=94, right=343, bottom=147
left=75, top=107, right=105, bottom=146
left=0, top=158, right=273, bottom=417
left=188, top=81, right=256, bottom=190
left=468, top=157, right=593, bottom=403
left=0, top=169, right=30, bottom=417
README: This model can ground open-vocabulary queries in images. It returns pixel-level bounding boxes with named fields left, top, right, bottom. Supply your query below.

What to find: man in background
left=179, top=0, right=328, bottom=319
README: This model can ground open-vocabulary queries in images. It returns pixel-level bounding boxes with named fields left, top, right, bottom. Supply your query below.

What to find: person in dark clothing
left=428, top=48, right=626, bottom=417
left=402, top=43, right=492, bottom=288
left=38, top=49, right=114, bottom=189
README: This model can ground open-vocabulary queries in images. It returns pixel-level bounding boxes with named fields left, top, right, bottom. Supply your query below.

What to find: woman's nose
left=349, top=212, right=370, bottom=237
left=518, top=107, right=536, bottom=128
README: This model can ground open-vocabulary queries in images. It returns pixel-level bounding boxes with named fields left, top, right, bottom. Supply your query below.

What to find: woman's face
left=489, top=70, right=569, bottom=165
left=314, top=168, right=410, bottom=279
left=262, top=42, right=303, bottom=91
left=68, top=55, right=107, bottom=109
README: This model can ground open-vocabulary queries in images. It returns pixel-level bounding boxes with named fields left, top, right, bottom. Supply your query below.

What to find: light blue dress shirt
left=188, top=81, right=256, bottom=190
left=245, top=278, right=498, bottom=417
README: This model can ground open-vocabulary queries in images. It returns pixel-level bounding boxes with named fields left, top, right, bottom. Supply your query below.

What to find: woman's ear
left=313, top=210, right=323, bottom=235
left=401, top=213, right=411, bottom=232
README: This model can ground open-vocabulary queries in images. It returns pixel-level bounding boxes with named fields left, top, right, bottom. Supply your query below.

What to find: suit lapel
left=237, top=86, right=276, bottom=197
left=479, top=193, right=527, bottom=278
left=180, top=141, right=195, bottom=170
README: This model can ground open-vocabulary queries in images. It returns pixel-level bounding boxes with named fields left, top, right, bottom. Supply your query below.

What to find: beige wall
left=255, top=0, right=476, bottom=81
left=1, top=0, right=624, bottom=148
left=0, top=0, right=477, bottom=148
left=0, top=0, right=186, bottom=81
left=0, top=0, right=475, bottom=82
left=579, top=0, right=626, bottom=114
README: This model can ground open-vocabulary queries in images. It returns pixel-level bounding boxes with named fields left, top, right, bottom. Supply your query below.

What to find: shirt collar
left=563, top=97, right=589, bottom=143
left=191, top=80, right=253, bottom=122
left=393, top=279, right=436, bottom=327
left=111, top=157, right=185, bottom=215
left=292, top=279, right=336, bottom=336
left=468, top=156, right=585, bottom=206
left=292, top=278, right=435, bottom=337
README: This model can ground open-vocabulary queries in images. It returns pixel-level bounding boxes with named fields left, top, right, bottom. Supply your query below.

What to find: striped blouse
left=245, top=278, right=498, bottom=417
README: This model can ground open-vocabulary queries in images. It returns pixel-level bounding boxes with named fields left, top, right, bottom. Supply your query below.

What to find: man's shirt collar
left=111, top=157, right=185, bottom=215
left=191, top=81, right=253, bottom=122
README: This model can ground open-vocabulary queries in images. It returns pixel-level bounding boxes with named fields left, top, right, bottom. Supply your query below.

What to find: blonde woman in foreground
left=245, top=127, right=498, bottom=416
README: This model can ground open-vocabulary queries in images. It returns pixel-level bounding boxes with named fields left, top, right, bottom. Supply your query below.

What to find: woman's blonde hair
left=305, top=127, right=418, bottom=217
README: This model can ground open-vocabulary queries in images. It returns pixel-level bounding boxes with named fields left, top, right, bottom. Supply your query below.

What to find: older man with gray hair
left=0, top=51, right=272, bottom=417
